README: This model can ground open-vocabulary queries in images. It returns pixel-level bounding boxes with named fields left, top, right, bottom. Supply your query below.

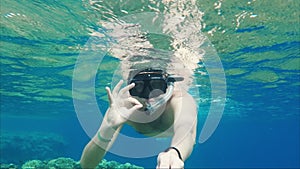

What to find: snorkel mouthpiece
left=145, top=82, right=174, bottom=115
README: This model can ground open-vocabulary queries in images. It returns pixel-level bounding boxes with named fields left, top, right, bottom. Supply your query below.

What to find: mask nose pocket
left=149, top=89, right=164, bottom=98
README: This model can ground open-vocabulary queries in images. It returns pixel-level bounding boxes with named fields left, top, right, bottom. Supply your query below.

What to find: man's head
left=128, top=68, right=184, bottom=112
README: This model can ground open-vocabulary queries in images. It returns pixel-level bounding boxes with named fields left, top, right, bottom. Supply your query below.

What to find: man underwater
left=80, top=68, right=197, bottom=169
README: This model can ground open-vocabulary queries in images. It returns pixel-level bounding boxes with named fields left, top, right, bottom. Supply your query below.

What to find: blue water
left=1, top=0, right=300, bottom=168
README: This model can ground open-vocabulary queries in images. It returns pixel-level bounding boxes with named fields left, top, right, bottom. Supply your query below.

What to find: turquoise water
left=1, top=0, right=299, bottom=168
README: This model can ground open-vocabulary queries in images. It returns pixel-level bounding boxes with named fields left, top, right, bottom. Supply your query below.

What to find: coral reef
left=47, top=158, right=76, bottom=169
left=0, top=157, right=144, bottom=169
left=96, top=159, right=143, bottom=169
left=20, top=160, right=46, bottom=169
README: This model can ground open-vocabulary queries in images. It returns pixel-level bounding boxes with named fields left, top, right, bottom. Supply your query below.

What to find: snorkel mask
left=128, top=68, right=184, bottom=113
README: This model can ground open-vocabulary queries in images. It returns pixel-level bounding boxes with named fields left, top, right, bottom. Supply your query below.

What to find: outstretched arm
left=171, top=92, right=197, bottom=160
left=80, top=80, right=143, bottom=169
left=157, top=92, right=197, bottom=169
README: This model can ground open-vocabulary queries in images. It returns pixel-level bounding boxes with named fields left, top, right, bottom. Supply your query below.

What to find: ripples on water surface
left=1, top=0, right=299, bottom=168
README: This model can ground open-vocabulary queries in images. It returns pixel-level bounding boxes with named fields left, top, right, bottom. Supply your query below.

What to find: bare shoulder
left=170, top=85, right=196, bottom=111
left=169, top=86, right=197, bottom=125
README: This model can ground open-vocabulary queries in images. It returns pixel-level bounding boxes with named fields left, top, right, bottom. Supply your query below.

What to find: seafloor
left=0, top=157, right=143, bottom=169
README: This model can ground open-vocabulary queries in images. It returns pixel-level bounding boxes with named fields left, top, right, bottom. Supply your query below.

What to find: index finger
left=119, top=82, right=135, bottom=95
left=112, top=80, right=124, bottom=96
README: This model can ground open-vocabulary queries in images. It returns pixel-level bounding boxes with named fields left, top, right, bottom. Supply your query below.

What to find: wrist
left=92, top=125, right=116, bottom=147
left=165, top=147, right=183, bottom=161
left=98, top=122, right=117, bottom=140
left=97, top=130, right=112, bottom=142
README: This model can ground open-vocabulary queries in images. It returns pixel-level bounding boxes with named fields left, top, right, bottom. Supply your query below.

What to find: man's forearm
left=169, top=92, right=197, bottom=161
left=170, top=123, right=197, bottom=161
left=80, top=116, right=122, bottom=169
left=80, top=126, right=122, bottom=169
left=80, top=139, right=107, bottom=168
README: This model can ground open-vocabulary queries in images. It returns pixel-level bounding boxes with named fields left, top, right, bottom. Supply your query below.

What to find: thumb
left=129, top=104, right=143, bottom=112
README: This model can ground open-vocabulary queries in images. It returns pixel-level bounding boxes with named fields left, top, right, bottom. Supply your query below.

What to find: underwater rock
left=0, top=163, right=18, bottom=169
left=1, top=131, right=67, bottom=163
left=1, top=157, right=144, bottom=169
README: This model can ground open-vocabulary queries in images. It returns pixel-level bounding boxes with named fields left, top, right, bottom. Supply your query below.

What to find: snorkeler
left=80, top=68, right=197, bottom=169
